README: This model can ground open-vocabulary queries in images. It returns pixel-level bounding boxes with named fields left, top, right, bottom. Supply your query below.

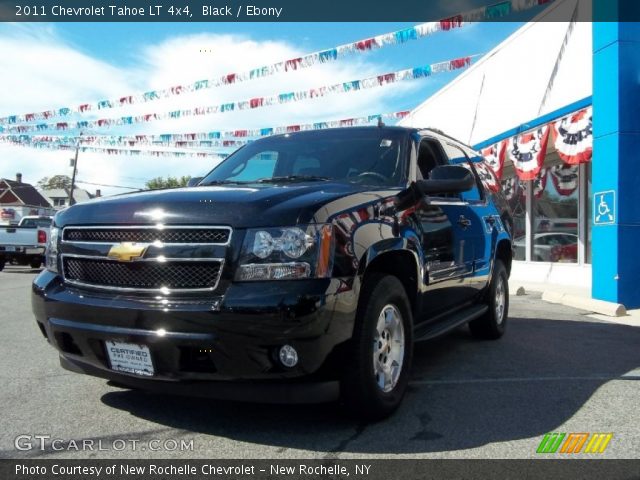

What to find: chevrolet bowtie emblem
left=107, top=242, right=148, bottom=262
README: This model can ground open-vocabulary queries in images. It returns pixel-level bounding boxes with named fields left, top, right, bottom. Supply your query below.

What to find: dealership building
left=399, top=0, right=640, bottom=309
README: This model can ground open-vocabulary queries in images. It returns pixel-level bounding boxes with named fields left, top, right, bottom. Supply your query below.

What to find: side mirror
left=394, top=165, right=475, bottom=210
left=416, top=165, right=475, bottom=196
left=187, top=177, right=203, bottom=187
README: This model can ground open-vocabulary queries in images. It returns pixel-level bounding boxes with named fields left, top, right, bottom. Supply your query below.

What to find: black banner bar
left=1, top=0, right=640, bottom=22
left=2, top=459, right=640, bottom=480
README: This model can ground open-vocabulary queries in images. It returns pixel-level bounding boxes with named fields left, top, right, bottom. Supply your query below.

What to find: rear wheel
left=29, top=257, right=42, bottom=269
left=0, top=258, right=4, bottom=271
left=341, top=274, right=413, bottom=421
left=469, top=259, right=509, bottom=340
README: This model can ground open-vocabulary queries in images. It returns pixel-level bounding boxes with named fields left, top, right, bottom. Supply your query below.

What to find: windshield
left=200, top=128, right=408, bottom=187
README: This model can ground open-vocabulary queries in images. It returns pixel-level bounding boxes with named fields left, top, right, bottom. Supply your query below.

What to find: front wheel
left=341, top=274, right=413, bottom=421
left=469, top=259, right=509, bottom=340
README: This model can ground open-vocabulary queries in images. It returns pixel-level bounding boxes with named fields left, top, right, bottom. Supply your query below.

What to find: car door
left=412, top=137, right=475, bottom=319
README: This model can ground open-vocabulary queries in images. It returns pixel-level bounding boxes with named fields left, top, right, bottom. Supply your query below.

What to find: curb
left=541, top=291, right=627, bottom=317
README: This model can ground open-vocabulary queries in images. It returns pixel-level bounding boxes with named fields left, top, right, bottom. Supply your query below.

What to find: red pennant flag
left=285, top=58, right=303, bottom=71
left=249, top=98, right=264, bottom=109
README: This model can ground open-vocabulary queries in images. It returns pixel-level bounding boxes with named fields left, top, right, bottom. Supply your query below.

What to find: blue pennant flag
left=486, top=1, right=511, bottom=19
left=412, top=66, right=432, bottom=78
left=319, top=49, right=338, bottom=62
left=395, top=28, right=418, bottom=44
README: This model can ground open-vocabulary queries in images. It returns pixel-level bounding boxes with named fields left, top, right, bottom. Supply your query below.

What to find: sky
left=0, top=21, right=524, bottom=195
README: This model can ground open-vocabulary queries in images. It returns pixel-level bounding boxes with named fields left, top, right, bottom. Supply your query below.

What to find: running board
left=414, top=304, right=488, bottom=342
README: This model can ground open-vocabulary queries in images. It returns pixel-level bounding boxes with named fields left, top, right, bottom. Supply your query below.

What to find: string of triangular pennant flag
left=0, top=0, right=553, bottom=126
left=0, top=110, right=412, bottom=151
left=0, top=57, right=475, bottom=133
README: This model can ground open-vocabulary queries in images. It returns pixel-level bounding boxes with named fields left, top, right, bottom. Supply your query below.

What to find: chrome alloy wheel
left=373, top=304, right=405, bottom=393
left=495, top=275, right=506, bottom=325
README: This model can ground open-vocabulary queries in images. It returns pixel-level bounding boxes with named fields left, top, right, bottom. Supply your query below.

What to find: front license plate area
left=105, top=341, right=154, bottom=377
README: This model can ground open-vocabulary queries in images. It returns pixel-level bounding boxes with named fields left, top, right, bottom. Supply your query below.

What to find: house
left=0, top=173, right=54, bottom=224
left=40, top=186, right=95, bottom=210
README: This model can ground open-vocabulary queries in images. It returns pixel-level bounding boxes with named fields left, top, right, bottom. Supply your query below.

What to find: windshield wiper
left=255, top=175, right=331, bottom=183
left=200, top=180, right=250, bottom=186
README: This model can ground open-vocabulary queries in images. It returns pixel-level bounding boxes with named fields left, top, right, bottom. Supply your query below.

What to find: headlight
left=45, top=227, right=59, bottom=273
left=237, top=224, right=334, bottom=281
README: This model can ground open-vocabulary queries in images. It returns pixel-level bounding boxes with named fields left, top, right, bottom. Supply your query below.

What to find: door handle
left=457, top=215, right=471, bottom=228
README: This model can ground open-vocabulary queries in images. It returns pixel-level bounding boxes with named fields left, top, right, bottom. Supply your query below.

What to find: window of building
left=533, top=160, right=579, bottom=263
left=495, top=142, right=591, bottom=264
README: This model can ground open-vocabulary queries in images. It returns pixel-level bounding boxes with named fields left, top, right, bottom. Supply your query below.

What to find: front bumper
left=32, top=270, right=359, bottom=403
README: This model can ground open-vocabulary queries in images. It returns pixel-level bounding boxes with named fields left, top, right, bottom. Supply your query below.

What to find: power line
left=75, top=179, right=142, bottom=190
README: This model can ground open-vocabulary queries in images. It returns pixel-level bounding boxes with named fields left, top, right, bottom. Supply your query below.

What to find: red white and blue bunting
left=481, top=139, right=507, bottom=179
left=0, top=58, right=474, bottom=134
left=507, top=125, right=550, bottom=181
left=551, top=106, right=592, bottom=165
left=484, top=106, right=592, bottom=184
left=0, top=110, right=412, bottom=152
left=0, top=0, right=552, bottom=126
left=549, top=164, right=579, bottom=197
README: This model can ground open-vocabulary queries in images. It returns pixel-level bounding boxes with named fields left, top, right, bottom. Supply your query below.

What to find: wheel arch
left=495, top=238, right=513, bottom=277
left=359, top=242, right=421, bottom=315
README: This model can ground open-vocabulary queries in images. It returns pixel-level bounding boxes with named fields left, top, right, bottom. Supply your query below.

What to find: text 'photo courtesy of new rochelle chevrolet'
left=1, top=1, right=640, bottom=480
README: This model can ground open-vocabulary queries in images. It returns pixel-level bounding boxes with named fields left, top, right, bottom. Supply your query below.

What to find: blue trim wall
left=592, top=21, right=640, bottom=308
left=472, top=96, right=592, bottom=150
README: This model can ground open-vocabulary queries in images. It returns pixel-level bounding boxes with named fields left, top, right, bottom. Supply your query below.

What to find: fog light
left=279, top=345, right=298, bottom=368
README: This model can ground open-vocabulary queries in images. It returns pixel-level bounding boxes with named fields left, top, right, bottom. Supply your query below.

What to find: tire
left=29, top=257, right=42, bottom=269
left=469, top=259, right=509, bottom=340
left=0, top=259, right=4, bottom=272
left=341, top=273, right=413, bottom=421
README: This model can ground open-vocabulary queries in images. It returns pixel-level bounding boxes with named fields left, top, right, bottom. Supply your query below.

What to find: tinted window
left=227, top=151, right=277, bottom=181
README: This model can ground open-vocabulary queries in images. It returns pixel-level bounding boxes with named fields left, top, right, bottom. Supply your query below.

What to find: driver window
left=417, top=139, right=444, bottom=179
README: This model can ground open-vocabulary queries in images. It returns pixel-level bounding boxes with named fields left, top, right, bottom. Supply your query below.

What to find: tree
left=38, top=175, right=72, bottom=190
left=145, top=175, right=192, bottom=190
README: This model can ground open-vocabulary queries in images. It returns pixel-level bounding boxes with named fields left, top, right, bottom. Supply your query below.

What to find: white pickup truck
left=0, top=216, right=52, bottom=270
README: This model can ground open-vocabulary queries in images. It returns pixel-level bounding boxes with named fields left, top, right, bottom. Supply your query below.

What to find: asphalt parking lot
left=1, top=265, right=639, bottom=459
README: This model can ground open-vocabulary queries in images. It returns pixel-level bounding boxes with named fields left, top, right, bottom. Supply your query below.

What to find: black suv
left=32, top=127, right=513, bottom=419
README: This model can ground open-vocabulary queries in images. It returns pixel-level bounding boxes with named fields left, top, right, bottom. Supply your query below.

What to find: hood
left=55, top=182, right=391, bottom=228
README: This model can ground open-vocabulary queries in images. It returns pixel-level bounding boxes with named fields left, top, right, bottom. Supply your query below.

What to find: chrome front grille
left=63, top=257, right=222, bottom=291
left=60, top=225, right=230, bottom=293
left=63, top=227, right=230, bottom=244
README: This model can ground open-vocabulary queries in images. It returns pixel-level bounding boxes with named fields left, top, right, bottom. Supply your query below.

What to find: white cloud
left=0, top=24, right=422, bottom=195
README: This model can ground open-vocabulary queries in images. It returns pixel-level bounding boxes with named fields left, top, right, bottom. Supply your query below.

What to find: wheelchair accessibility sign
left=594, top=190, right=616, bottom=225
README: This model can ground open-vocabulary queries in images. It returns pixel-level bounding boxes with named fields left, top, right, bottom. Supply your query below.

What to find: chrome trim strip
left=49, top=317, right=217, bottom=340
left=62, top=253, right=223, bottom=262
left=61, top=225, right=233, bottom=247
left=61, top=255, right=225, bottom=293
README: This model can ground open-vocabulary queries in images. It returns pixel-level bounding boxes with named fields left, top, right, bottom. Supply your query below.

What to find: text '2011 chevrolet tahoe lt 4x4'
left=32, top=127, right=513, bottom=420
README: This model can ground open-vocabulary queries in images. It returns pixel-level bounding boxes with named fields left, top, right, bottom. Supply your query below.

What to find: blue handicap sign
left=594, top=190, right=616, bottom=225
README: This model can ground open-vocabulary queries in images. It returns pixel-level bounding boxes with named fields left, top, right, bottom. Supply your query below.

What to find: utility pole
left=68, top=132, right=81, bottom=206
